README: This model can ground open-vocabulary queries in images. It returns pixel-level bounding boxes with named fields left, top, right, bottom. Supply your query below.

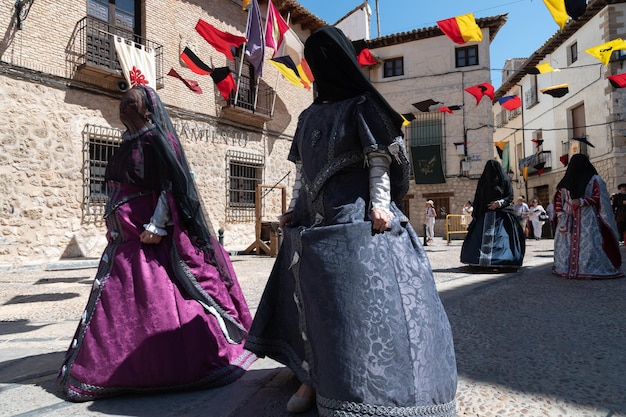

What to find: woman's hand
left=487, top=201, right=500, bottom=210
left=279, top=211, right=294, bottom=229
left=140, top=230, right=162, bottom=244
left=371, top=207, right=391, bottom=233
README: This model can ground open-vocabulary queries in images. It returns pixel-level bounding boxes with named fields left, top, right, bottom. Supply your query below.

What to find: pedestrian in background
left=553, top=154, right=623, bottom=279
left=425, top=199, right=437, bottom=242
left=513, top=196, right=530, bottom=238
left=461, top=200, right=473, bottom=227
left=528, top=198, right=546, bottom=240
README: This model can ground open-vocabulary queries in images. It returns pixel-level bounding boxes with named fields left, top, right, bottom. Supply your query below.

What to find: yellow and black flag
left=586, top=38, right=626, bottom=65
left=541, top=83, right=569, bottom=98
left=526, top=62, right=560, bottom=74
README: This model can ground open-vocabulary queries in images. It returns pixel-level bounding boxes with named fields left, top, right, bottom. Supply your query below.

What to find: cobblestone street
left=1, top=238, right=625, bottom=416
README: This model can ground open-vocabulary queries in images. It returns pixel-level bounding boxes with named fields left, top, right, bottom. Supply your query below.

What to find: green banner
left=410, top=144, right=446, bottom=184
left=502, top=142, right=510, bottom=173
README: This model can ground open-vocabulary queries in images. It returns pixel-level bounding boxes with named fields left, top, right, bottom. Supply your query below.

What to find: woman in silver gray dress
left=244, top=26, right=457, bottom=416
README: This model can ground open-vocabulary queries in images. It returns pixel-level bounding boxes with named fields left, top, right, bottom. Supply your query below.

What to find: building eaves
left=334, top=2, right=369, bottom=26
left=495, top=0, right=626, bottom=98
left=259, top=0, right=327, bottom=31
left=365, top=14, right=508, bottom=48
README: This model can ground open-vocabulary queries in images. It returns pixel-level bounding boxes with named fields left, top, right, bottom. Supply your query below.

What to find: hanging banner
left=410, top=144, right=446, bottom=184
left=114, top=36, right=156, bottom=88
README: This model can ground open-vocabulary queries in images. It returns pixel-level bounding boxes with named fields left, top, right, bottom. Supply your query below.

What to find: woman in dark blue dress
left=461, top=159, right=525, bottom=268
left=244, top=26, right=457, bottom=416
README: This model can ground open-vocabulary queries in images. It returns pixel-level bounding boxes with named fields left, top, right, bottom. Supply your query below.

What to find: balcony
left=524, top=87, right=538, bottom=109
left=220, top=72, right=273, bottom=126
left=527, top=150, right=552, bottom=176
left=70, top=16, right=164, bottom=90
left=495, top=107, right=521, bottom=128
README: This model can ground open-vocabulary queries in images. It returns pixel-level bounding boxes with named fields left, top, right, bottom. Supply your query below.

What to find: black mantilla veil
left=303, top=26, right=410, bottom=204
left=134, top=85, right=233, bottom=284
left=304, top=26, right=405, bottom=131
left=557, top=153, right=598, bottom=199
left=471, top=159, right=515, bottom=220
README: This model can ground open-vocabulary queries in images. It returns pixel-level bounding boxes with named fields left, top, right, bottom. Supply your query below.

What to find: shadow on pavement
left=0, top=319, right=50, bottom=336
left=4, top=292, right=81, bottom=305
left=34, top=277, right=93, bottom=285
left=441, top=262, right=626, bottom=414
left=0, top=351, right=61, bottom=384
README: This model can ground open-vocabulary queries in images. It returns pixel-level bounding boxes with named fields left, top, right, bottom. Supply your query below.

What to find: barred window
left=226, top=150, right=264, bottom=222
left=83, top=124, right=123, bottom=217
left=406, top=112, right=443, bottom=146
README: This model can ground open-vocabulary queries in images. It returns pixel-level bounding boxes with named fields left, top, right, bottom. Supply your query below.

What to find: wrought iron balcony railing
left=527, top=150, right=552, bottom=176
left=227, top=72, right=273, bottom=118
left=73, top=16, right=164, bottom=88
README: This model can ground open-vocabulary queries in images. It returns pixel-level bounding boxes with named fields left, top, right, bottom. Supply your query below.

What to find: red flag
left=531, top=138, right=544, bottom=147
left=357, top=48, right=377, bottom=66
left=195, top=19, right=246, bottom=61
left=534, top=162, right=546, bottom=176
left=608, top=73, right=626, bottom=88
left=180, top=47, right=212, bottom=75
left=497, top=95, right=521, bottom=111
left=210, top=67, right=236, bottom=100
left=464, top=82, right=495, bottom=104
left=439, top=107, right=454, bottom=114
left=167, top=68, right=202, bottom=94
left=559, top=154, right=569, bottom=166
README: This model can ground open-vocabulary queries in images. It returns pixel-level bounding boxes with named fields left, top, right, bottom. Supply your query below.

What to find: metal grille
left=228, top=61, right=273, bottom=117
left=406, top=113, right=443, bottom=146
left=83, top=124, right=123, bottom=217
left=74, top=15, right=165, bottom=88
left=226, top=150, right=265, bottom=222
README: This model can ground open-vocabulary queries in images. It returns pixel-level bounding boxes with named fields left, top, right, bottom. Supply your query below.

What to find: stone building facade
left=493, top=0, right=626, bottom=238
left=1, top=0, right=513, bottom=268
left=0, top=0, right=324, bottom=268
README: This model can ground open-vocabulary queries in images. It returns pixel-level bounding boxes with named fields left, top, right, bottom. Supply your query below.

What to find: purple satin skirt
left=58, top=183, right=255, bottom=401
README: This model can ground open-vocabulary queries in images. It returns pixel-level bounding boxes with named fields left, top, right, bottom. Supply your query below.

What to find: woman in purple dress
left=57, top=86, right=255, bottom=401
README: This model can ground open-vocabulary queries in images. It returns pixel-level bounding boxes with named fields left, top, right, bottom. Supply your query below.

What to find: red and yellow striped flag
left=437, top=13, right=483, bottom=44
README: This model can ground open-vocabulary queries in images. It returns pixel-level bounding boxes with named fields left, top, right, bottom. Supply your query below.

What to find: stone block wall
left=0, top=0, right=318, bottom=268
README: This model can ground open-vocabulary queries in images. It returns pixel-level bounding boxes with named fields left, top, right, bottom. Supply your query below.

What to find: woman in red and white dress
left=553, top=154, right=623, bottom=279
